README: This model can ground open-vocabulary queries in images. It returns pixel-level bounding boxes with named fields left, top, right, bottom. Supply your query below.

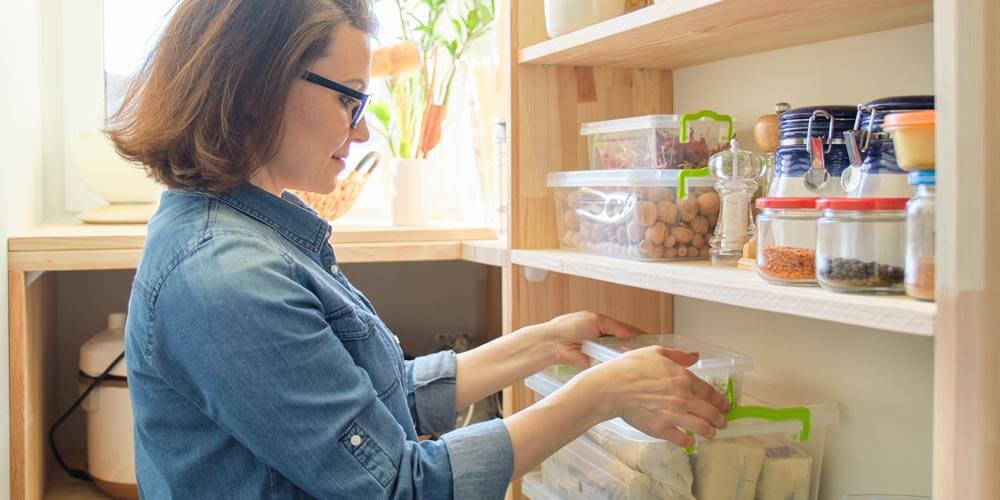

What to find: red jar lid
left=816, top=197, right=909, bottom=211
left=756, top=197, right=818, bottom=209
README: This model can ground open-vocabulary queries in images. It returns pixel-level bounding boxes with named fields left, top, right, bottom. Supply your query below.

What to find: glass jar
left=905, top=171, right=936, bottom=300
left=755, top=198, right=820, bottom=286
left=770, top=105, right=856, bottom=198
left=816, top=198, right=909, bottom=294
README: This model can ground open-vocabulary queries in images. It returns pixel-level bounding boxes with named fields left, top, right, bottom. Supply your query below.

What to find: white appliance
left=79, top=313, right=138, bottom=499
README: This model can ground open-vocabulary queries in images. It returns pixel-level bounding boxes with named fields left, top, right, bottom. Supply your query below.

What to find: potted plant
left=368, top=0, right=495, bottom=226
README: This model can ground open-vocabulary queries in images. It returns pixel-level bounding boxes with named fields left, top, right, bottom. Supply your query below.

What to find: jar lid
left=864, top=95, right=935, bottom=111
left=779, top=105, right=858, bottom=122
left=884, top=110, right=936, bottom=128
left=755, top=197, right=818, bottom=209
left=908, top=170, right=936, bottom=186
left=816, top=197, right=909, bottom=211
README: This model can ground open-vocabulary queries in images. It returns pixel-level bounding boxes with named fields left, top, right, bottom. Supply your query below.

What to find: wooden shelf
left=519, top=0, right=931, bottom=69
left=7, top=224, right=505, bottom=271
left=511, top=249, right=935, bottom=336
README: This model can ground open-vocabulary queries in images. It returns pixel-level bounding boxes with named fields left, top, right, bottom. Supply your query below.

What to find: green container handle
left=683, top=377, right=813, bottom=454
left=679, top=109, right=734, bottom=143
left=676, top=167, right=710, bottom=200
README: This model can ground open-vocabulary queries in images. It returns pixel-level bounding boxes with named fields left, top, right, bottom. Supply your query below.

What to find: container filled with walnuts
left=580, top=111, right=733, bottom=170
left=548, top=169, right=720, bottom=261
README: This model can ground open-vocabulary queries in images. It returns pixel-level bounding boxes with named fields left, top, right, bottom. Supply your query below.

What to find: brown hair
left=107, top=0, right=376, bottom=192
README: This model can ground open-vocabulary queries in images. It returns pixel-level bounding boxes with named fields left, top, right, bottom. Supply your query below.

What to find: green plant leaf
left=466, top=9, right=479, bottom=30
left=369, top=101, right=392, bottom=132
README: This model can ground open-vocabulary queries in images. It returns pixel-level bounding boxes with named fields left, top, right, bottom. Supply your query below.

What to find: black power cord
left=48, top=351, right=126, bottom=482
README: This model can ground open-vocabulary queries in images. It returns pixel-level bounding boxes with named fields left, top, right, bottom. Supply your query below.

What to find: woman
left=109, top=1, right=730, bottom=498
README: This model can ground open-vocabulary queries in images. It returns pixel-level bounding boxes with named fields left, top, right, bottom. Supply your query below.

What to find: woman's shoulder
left=135, top=191, right=299, bottom=296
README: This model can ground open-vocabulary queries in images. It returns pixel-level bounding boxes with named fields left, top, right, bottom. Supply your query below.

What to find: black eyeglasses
left=301, top=71, right=371, bottom=129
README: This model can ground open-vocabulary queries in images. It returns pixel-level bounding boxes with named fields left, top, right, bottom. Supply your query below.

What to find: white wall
left=672, top=23, right=935, bottom=498
left=0, top=0, right=46, bottom=493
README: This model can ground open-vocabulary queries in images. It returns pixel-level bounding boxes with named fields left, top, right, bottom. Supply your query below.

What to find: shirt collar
left=213, top=184, right=332, bottom=255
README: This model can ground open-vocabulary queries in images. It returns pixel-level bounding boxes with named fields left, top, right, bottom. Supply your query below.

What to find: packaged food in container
left=549, top=169, right=719, bottom=261
left=581, top=334, right=754, bottom=403
left=883, top=110, right=936, bottom=171
left=581, top=111, right=733, bottom=170
left=525, top=370, right=840, bottom=500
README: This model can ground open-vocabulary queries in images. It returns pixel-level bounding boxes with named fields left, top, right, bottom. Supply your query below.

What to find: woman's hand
left=537, top=311, right=640, bottom=368
left=578, top=345, right=731, bottom=448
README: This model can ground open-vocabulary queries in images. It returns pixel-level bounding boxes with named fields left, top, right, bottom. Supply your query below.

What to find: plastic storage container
left=883, top=111, right=936, bottom=170
left=842, top=96, right=935, bottom=198
left=771, top=106, right=857, bottom=198
left=905, top=171, right=936, bottom=301
left=549, top=169, right=719, bottom=261
left=526, top=371, right=840, bottom=500
left=816, top=198, right=908, bottom=294
left=581, top=111, right=733, bottom=170
left=522, top=472, right=560, bottom=500
left=543, top=0, right=624, bottom=38
left=582, top=334, right=754, bottom=402
left=755, top=197, right=820, bottom=286
left=540, top=432, right=669, bottom=499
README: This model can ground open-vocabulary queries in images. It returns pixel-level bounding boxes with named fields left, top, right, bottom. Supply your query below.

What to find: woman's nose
left=352, top=117, right=370, bottom=143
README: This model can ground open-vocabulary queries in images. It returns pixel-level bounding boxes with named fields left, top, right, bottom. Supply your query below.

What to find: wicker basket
left=291, top=152, right=380, bottom=221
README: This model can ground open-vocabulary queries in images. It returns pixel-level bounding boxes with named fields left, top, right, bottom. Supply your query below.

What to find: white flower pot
left=391, top=158, right=435, bottom=226
left=69, top=130, right=162, bottom=223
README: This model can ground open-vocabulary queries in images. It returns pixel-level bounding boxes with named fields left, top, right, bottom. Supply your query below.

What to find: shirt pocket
left=326, top=305, right=403, bottom=400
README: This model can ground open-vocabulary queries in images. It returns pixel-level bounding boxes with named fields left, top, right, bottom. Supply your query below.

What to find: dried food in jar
left=818, top=258, right=904, bottom=288
left=759, top=247, right=815, bottom=281
left=905, top=258, right=935, bottom=300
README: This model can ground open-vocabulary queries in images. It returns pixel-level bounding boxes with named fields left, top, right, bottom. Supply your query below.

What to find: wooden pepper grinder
left=740, top=102, right=790, bottom=270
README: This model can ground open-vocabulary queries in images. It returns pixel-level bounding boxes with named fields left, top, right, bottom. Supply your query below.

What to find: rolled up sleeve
left=405, top=351, right=458, bottom=435
left=441, top=419, right=514, bottom=500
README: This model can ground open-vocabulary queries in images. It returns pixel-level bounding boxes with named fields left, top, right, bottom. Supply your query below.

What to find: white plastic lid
left=547, top=169, right=716, bottom=188
left=582, top=334, right=754, bottom=373
left=580, top=114, right=683, bottom=136
left=525, top=371, right=839, bottom=444
left=80, top=313, right=127, bottom=378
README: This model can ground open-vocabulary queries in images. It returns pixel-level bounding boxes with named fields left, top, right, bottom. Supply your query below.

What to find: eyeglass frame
left=301, top=70, right=371, bottom=129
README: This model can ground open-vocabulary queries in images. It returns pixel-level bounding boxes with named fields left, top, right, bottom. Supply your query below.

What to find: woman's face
left=257, top=24, right=372, bottom=195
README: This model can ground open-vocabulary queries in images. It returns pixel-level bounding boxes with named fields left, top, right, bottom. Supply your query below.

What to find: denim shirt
left=125, top=184, right=513, bottom=499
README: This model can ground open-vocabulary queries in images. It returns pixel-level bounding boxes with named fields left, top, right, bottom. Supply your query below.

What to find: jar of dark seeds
left=816, top=197, right=909, bottom=293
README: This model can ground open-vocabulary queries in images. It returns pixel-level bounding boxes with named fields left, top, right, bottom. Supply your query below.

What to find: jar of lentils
left=755, top=197, right=820, bottom=286
left=815, top=197, right=908, bottom=293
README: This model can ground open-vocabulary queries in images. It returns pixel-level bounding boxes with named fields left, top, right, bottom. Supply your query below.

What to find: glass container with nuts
left=755, top=197, right=820, bottom=286
left=815, top=197, right=908, bottom=294
left=548, top=169, right=719, bottom=261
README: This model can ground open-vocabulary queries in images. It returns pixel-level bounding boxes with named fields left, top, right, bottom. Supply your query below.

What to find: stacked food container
left=549, top=111, right=733, bottom=262
left=523, top=335, right=840, bottom=500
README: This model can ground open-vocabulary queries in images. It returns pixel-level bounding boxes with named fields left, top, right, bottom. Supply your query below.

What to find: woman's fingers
left=688, top=376, right=732, bottom=412
left=682, top=395, right=728, bottom=429
left=666, top=411, right=717, bottom=439
left=649, top=426, right=695, bottom=448
left=595, top=314, right=640, bottom=339
left=654, top=346, right=700, bottom=368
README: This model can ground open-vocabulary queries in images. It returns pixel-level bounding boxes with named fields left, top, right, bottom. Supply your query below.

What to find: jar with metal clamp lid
left=770, top=106, right=856, bottom=198
left=841, top=95, right=935, bottom=198
left=708, top=138, right=765, bottom=266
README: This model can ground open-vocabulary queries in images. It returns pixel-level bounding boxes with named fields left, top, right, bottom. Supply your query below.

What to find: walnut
left=641, top=187, right=675, bottom=202
left=671, top=226, right=694, bottom=244
left=635, top=200, right=658, bottom=227
left=646, top=222, right=667, bottom=245
left=677, top=245, right=689, bottom=257
left=664, top=247, right=678, bottom=259
left=657, top=200, right=678, bottom=225
left=707, top=212, right=719, bottom=228
left=664, top=234, right=677, bottom=248
left=626, top=221, right=643, bottom=242
left=678, top=196, right=699, bottom=222
left=638, top=239, right=664, bottom=259
left=691, top=215, right=710, bottom=235
left=697, top=191, right=720, bottom=217
left=699, top=246, right=711, bottom=258
left=692, top=233, right=706, bottom=249
left=566, top=189, right=580, bottom=207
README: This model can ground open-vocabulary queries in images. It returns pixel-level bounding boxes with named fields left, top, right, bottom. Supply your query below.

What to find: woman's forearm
left=454, top=324, right=554, bottom=410
left=503, top=372, right=612, bottom=479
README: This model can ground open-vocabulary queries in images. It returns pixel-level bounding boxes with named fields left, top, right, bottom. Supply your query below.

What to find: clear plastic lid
left=525, top=371, right=839, bottom=444
left=547, top=169, right=716, bottom=188
left=580, top=114, right=684, bottom=136
left=581, top=334, right=754, bottom=372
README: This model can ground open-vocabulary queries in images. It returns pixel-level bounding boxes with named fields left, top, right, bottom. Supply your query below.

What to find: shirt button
left=350, top=435, right=363, bottom=446
left=330, top=265, right=340, bottom=274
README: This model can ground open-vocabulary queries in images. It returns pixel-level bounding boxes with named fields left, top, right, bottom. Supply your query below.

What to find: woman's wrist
left=564, top=365, right=619, bottom=425
left=514, top=321, right=561, bottom=368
